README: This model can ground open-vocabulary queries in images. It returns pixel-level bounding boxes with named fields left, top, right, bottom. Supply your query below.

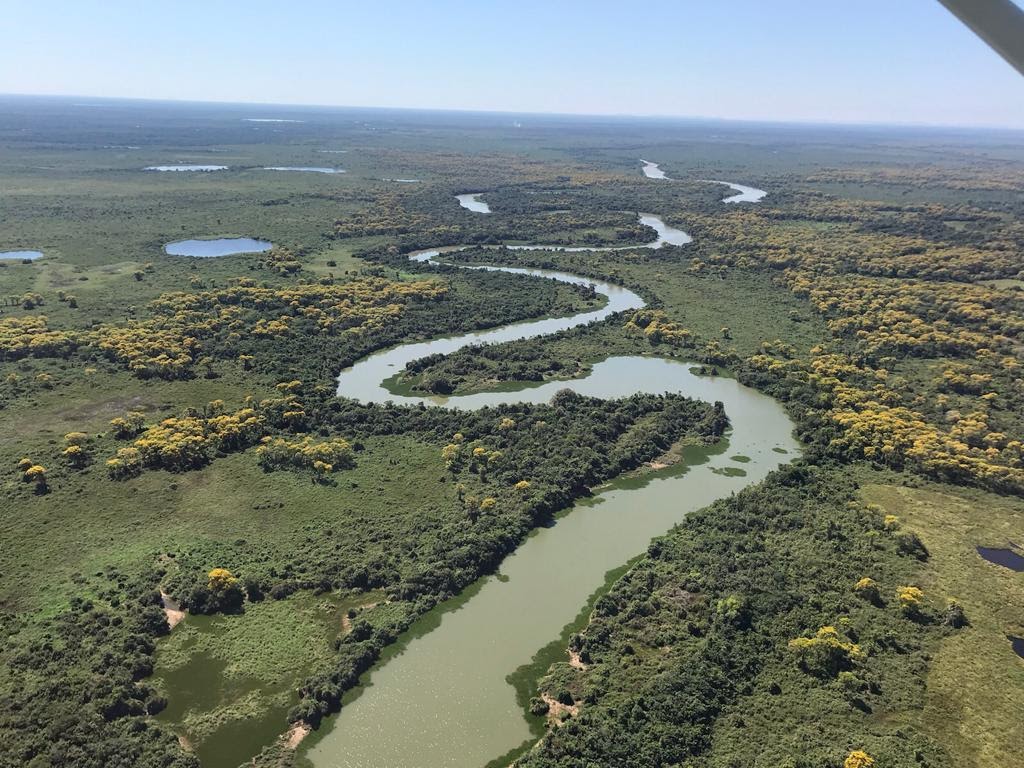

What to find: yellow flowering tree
left=788, top=625, right=864, bottom=678
left=844, top=750, right=875, bottom=768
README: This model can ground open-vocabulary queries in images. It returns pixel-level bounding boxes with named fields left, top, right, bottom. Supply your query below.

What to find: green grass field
left=862, top=478, right=1024, bottom=767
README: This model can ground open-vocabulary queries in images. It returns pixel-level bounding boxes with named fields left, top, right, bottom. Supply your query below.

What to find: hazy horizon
left=4, top=91, right=1024, bottom=135
left=3, top=0, right=1024, bottom=129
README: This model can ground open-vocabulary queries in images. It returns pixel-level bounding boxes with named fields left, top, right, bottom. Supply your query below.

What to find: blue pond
left=0, top=250, right=43, bottom=261
left=1010, top=636, right=1024, bottom=660
left=976, top=546, right=1024, bottom=572
left=164, top=238, right=273, bottom=257
left=262, top=166, right=344, bottom=174
left=145, top=165, right=228, bottom=172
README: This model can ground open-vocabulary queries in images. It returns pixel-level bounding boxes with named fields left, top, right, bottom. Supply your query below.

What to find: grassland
left=861, top=477, right=1024, bottom=767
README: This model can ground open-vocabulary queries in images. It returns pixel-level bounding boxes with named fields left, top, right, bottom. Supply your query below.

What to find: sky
left=2, top=0, right=1024, bottom=128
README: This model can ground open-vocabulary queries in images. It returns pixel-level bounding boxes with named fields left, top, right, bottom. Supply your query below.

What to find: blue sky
left=2, top=0, right=1023, bottom=127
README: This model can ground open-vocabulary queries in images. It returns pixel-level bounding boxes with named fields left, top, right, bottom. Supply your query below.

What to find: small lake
left=1010, top=636, right=1024, bottom=660
left=145, top=165, right=228, bottom=172
left=0, top=250, right=43, bottom=261
left=977, top=545, right=1024, bottom=572
left=164, top=238, right=273, bottom=257
left=383, top=178, right=420, bottom=183
left=263, top=167, right=345, bottom=174
left=456, top=193, right=491, bottom=213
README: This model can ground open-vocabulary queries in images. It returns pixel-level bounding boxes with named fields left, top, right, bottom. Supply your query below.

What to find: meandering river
left=155, top=195, right=793, bottom=768
left=640, top=160, right=767, bottom=202
left=699, top=179, right=768, bottom=203
left=457, top=193, right=491, bottom=213
left=305, top=214, right=797, bottom=767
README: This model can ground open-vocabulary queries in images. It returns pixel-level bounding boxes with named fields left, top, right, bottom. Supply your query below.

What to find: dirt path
left=161, top=591, right=186, bottom=629
left=283, top=722, right=311, bottom=749
left=340, top=601, right=380, bottom=634
left=540, top=693, right=579, bottom=726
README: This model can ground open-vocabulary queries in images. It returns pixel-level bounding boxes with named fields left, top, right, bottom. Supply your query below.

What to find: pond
left=164, top=238, right=273, bottom=257
left=0, top=250, right=43, bottom=261
left=977, top=545, right=1024, bottom=572
left=1010, top=636, right=1024, bottom=660
left=153, top=593, right=353, bottom=768
left=145, top=165, right=228, bottom=172
left=262, top=166, right=344, bottom=173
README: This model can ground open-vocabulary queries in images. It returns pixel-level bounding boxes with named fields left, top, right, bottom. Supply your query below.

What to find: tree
left=944, top=600, right=969, bottom=628
left=312, top=460, right=333, bottom=483
left=23, top=464, right=48, bottom=493
left=441, top=443, right=461, bottom=471
left=110, top=411, right=145, bottom=439
left=853, top=577, right=881, bottom=605
left=788, top=625, right=863, bottom=678
left=63, top=444, right=87, bottom=468
left=896, top=585, right=925, bottom=619
left=715, top=594, right=750, bottom=628
left=208, top=568, right=239, bottom=591
left=844, top=751, right=875, bottom=768
left=194, top=567, right=245, bottom=614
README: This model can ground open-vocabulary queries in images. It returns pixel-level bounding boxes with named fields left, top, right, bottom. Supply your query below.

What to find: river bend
left=309, top=212, right=797, bottom=767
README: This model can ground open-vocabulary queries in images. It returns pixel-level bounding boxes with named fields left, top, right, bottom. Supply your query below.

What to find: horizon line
left=3, top=90, right=1024, bottom=134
